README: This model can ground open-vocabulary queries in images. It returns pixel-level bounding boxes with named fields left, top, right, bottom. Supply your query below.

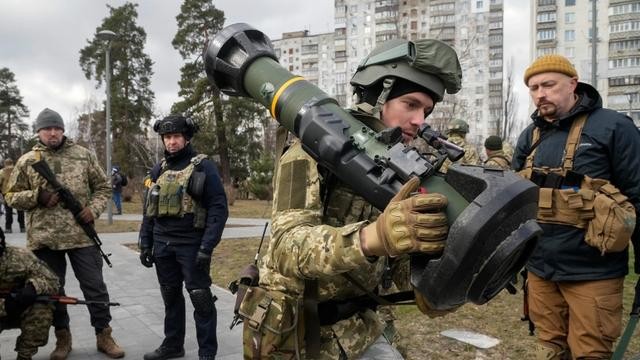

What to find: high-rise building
left=271, top=0, right=506, bottom=146
left=531, top=0, right=640, bottom=126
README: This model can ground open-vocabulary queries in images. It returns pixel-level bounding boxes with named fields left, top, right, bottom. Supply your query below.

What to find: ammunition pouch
left=528, top=169, right=635, bottom=254
left=146, top=184, right=160, bottom=217
left=239, top=286, right=303, bottom=359
left=585, top=182, right=636, bottom=254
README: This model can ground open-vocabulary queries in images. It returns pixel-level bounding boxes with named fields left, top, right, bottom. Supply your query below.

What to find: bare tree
left=500, top=57, right=519, bottom=144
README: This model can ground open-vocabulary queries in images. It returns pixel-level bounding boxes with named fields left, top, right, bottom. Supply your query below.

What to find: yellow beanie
left=524, top=54, right=578, bottom=85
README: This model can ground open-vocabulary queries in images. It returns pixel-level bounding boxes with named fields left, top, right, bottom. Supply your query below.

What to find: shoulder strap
left=562, top=113, right=588, bottom=172
left=522, top=113, right=588, bottom=174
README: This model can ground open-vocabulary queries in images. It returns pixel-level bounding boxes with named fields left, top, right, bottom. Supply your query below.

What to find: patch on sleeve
left=276, top=160, right=309, bottom=212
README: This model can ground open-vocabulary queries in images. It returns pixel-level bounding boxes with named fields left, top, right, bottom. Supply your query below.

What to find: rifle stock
left=31, top=160, right=113, bottom=267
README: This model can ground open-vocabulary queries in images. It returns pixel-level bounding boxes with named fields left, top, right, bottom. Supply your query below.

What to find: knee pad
left=535, top=343, right=569, bottom=360
left=188, top=288, right=217, bottom=317
left=160, top=285, right=183, bottom=306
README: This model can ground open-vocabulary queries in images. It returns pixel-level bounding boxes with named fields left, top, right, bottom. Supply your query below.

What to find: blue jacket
left=139, top=145, right=228, bottom=254
left=513, top=82, right=640, bottom=280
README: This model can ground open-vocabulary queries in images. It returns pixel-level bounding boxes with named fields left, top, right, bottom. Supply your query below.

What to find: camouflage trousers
left=0, top=303, right=54, bottom=357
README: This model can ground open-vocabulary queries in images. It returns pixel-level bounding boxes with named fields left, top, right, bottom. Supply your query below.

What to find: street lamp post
left=97, top=30, right=117, bottom=225
left=625, top=90, right=637, bottom=123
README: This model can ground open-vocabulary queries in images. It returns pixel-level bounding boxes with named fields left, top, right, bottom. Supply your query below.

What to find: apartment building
left=531, top=0, right=640, bottom=126
left=271, top=0, right=505, bottom=145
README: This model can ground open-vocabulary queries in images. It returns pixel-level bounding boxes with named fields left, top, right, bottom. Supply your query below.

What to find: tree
left=79, top=2, right=155, bottom=176
left=0, top=68, right=30, bottom=161
left=500, top=57, right=519, bottom=144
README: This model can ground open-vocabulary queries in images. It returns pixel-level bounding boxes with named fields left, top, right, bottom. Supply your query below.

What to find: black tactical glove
left=5, top=283, right=37, bottom=315
left=195, top=249, right=212, bottom=273
left=139, top=248, right=154, bottom=268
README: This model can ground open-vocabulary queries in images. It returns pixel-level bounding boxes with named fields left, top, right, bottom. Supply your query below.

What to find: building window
left=565, top=12, right=575, bottom=24
left=477, top=1, right=483, bottom=9
left=537, top=29, right=555, bottom=41
left=536, top=47, right=557, bottom=56
left=565, top=0, right=575, bottom=6
left=537, top=12, right=557, bottom=23
left=565, top=47, right=575, bottom=58
left=565, top=30, right=575, bottom=41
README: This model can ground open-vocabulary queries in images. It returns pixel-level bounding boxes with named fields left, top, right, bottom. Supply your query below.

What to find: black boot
left=143, top=346, right=185, bottom=360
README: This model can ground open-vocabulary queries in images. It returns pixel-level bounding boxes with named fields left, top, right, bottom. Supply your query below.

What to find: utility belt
left=526, top=168, right=636, bottom=254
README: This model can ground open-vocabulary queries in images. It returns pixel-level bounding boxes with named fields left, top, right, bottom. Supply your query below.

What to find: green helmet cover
left=350, top=39, right=462, bottom=102
left=447, top=119, right=470, bottom=134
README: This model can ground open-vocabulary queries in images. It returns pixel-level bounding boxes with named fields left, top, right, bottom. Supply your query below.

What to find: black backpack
left=120, top=173, right=128, bottom=186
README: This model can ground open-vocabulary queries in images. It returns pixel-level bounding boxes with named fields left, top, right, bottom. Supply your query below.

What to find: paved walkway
left=1, top=214, right=270, bottom=360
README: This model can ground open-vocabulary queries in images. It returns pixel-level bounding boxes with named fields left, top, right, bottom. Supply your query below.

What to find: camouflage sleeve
left=463, top=146, right=481, bottom=166
left=4, top=154, right=41, bottom=211
left=85, top=148, right=110, bottom=218
left=266, top=142, right=372, bottom=280
left=21, top=248, right=59, bottom=295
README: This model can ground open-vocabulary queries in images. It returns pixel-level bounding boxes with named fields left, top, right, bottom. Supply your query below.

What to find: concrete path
left=0, top=214, right=270, bottom=360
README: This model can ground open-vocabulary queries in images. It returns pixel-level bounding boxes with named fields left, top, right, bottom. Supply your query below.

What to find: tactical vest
left=519, top=114, right=636, bottom=254
left=145, top=154, right=208, bottom=228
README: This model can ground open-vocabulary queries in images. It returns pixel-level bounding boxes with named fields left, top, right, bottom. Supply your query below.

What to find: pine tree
left=79, top=2, right=155, bottom=176
left=0, top=67, right=29, bottom=161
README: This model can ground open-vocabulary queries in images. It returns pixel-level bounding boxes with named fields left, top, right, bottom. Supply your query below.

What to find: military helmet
left=350, top=38, right=462, bottom=103
left=446, top=119, right=470, bottom=135
left=153, top=115, right=199, bottom=140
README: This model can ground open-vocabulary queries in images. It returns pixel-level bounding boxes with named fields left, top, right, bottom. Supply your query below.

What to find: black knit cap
left=34, top=108, right=65, bottom=132
left=484, top=135, right=503, bottom=151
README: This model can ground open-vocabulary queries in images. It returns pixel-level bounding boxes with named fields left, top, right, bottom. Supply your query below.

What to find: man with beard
left=513, top=54, right=640, bottom=359
left=5, top=108, right=124, bottom=359
left=139, top=115, right=228, bottom=360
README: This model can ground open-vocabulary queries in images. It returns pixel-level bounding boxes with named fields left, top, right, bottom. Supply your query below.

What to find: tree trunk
left=212, top=89, right=231, bottom=185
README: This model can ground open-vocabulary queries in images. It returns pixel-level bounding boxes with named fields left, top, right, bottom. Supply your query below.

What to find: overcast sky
left=1, top=0, right=531, bottom=128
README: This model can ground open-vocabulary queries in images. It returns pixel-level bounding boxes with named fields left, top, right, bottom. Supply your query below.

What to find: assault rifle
left=1, top=291, right=120, bottom=307
left=31, top=160, right=113, bottom=267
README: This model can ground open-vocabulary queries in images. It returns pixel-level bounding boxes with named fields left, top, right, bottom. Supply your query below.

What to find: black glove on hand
left=195, top=250, right=211, bottom=273
left=5, top=283, right=37, bottom=315
left=139, top=248, right=154, bottom=268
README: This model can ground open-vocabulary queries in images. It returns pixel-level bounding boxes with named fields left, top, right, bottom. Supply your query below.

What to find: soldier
left=514, top=54, right=640, bottom=359
left=139, top=115, right=228, bottom=360
left=439, top=119, right=480, bottom=173
left=239, top=39, right=462, bottom=359
left=0, top=226, right=59, bottom=360
left=5, top=108, right=125, bottom=359
left=0, top=159, right=26, bottom=233
left=483, top=135, right=511, bottom=170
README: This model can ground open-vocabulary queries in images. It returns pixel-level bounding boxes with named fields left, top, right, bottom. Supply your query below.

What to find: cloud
left=1, top=0, right=529, bottom=131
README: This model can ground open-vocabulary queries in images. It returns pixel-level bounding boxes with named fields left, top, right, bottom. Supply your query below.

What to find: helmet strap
left=373, top=77, right=396, bottom=119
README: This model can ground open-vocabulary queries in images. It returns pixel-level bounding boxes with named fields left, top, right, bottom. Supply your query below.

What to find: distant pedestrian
left=0, top=158, right=25, bottom=233
left=139, top=115, right=228, bottom=360
left=483, top=135, right=511, bottom=169
left=111, top=167, right=124, bottom=215
left=440, top=119, right=480, bottom=173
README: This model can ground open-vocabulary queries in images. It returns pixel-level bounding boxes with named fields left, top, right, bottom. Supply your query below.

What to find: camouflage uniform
left=0, top=246, right=59, bottom=358
left=439, top=133, right=480, bottom=173
left=4, top=139, right=116, bottom=335
left=5, top=139, right=110, bottom=250
left=483, top=150, right=511, bottom=170
left=256, top=140, right=411, bottom=359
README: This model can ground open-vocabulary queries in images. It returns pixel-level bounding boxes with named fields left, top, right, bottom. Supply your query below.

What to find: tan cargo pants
left=527, top=271, right=624, bottom=359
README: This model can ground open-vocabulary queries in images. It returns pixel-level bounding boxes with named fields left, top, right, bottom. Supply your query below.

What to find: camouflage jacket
left=0, top=246, right=59, bottom=317
left=260, top=140, right=410, bottom=358
left=440, top=134, right=480, bottom=173
left=484, top=150, right=511, bottom=170
left=0, top=165, right=13, bottom=195
left=5, top=139, right=110, bottom=251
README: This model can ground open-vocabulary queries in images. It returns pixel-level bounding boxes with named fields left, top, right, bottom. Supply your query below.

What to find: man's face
left=162, top=132, right=188, bottom=153
left=37, top=127, right=64, bottom=148
left=527, top=72, right=578, bottom=122
left=381, top=91, right=434, bottom=144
